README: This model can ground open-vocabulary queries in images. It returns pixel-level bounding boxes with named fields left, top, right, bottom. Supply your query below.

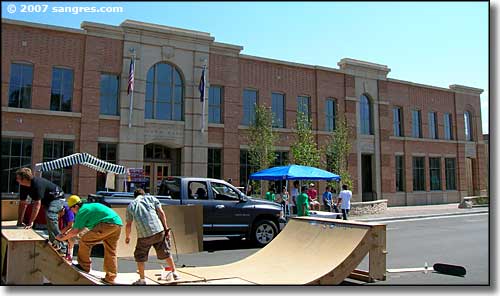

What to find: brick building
left=1, top=18, right=487, bottom=205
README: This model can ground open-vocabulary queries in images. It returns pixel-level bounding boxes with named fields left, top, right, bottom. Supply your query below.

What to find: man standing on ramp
left=125, top=188, right=180, bottom=285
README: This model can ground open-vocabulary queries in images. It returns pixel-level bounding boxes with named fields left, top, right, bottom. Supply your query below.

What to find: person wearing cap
left=125, top=188, right=180, bottom=285
left=307, top=183, right=320, bottom=211
left=56, top=195, right=123, bottom=284
left=15, top=167, right=67, bottom=254
left=58, top=200, right=75, bottom=261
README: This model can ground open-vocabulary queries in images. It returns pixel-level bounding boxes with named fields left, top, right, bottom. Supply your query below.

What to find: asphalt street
left=89, top=212, right=489, bottom=285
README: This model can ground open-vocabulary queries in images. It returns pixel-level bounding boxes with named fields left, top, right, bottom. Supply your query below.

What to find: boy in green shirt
left=265, top=185, right=276, bottom=202
left=296, top=186, right=310, bottom=217
left=56, top=195, right=122, bottom=284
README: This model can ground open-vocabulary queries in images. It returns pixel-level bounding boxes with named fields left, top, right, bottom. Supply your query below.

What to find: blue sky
left=2, top=1, right=490, bottom=133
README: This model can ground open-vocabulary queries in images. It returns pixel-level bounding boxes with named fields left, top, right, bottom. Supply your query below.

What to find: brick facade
left=1, top=19, right=487, bottom=205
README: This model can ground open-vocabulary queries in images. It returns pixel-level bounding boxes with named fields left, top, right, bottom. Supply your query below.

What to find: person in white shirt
left=337, top=184, right=352, bottom=220
left=290, top=180, right=300, bottom=215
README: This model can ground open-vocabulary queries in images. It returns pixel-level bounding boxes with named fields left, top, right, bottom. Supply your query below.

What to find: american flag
left=127, top=57, right=134, bottom=95
left=198, top=65, right=206, bottom=102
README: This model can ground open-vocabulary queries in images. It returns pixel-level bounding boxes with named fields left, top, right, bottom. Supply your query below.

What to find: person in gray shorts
left=125, top=188, right=180, bottom=285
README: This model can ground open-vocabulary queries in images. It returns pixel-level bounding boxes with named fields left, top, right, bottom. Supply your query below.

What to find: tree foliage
left=291, top=112, right=321, bottom=167
left=325, top=115, right=353, bottom=191
left=248, top=104, right=277, bottom=171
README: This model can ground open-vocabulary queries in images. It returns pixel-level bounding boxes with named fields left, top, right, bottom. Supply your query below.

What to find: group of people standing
left=263, top=180, right=352, bottom=220
left=15, top=167, right=178, bottom=285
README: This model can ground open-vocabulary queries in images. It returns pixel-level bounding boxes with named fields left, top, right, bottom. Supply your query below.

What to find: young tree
left=247, top=104, right=277, bottom=194
left=291, top=112, right=321, bottom=167
left=325, top=115, right=353, bottom=191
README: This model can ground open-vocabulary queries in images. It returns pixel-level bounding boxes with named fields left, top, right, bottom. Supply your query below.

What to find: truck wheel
left=251, top=219, right=277, bottom=247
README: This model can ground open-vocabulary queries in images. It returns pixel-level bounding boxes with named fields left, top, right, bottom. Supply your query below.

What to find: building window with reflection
left=272, top=92, right=285, bottom=128
left=242, top=89, right=258, bottom=125
left=297, top=96, right=311, bottom=122
left=326, top=98, right=336, bottom=132
left=1, top=138, right=32, bottom=193
left=464, top=111, right=473, bottom=141
left=50, top=67, right=73, bottom=112
left=208, top=86, right=223, bottom=124
left=145, top=63, right=184, bottom=121
left=207, top=148, right=222, bottom=179
left=96, top=143, right=117, bottom=191
left=100, top=74, right=120, bottom=115
left=8, top=63, right=33, bottom=109
left=360, top=94, right=373, bottom=135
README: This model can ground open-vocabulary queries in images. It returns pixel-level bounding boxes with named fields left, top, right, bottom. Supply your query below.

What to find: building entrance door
left=361, top=154, right=375, bottom=201
left=465, top=158, right=473, bottom=196
left=144, top=163, right=170, bottom=194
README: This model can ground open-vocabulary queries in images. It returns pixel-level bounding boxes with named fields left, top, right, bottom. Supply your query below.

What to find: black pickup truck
left=88, top=177, right=284, bottom=247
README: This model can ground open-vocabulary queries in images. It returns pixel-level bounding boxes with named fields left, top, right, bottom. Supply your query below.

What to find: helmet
left=67, top=195, right=81, bottom=208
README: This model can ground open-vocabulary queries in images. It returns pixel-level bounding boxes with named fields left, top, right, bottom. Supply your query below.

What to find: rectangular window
left=242, top=89, right=258, bottom=125
left=209, top=86, right=223, bottom=124
left=297, top=96, right=311, bottom=122
left=326, top=99, right=336, bottom=132
left=429, top=157, right=441, bottom=190
left=393, top=107, right=403, bottom=137
left=96, top=143, right=117, bottom=191
left=271, top=92, right=285, bottom=128
left=428, top=112, right=438, bottom=139
left=412, top=156, right=425, bottom=191
left=395, top=155, right=404, bottom=192
left=240, top=150, right=259, bottom=187
left=412, top=110, right=422, bottom=138
left=100, top=74, right=119, bottom=115
left=50, top=67, right=74, bottom=112
left=444, top=113, right=453, bottom=140
left=42, top=140, right=74, bottom=193
left=445, top=158, right=457, bottom=190
left=8, top=63, right=33, bottom=108
left=1, top=138, right=32, bottom=193
left=207, top=148, right=222, bottom=179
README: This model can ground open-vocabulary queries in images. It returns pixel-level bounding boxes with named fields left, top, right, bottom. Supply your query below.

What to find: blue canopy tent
left=249, top=165, right=341, bottom=218
left=249, top=164, right=341, bottom=181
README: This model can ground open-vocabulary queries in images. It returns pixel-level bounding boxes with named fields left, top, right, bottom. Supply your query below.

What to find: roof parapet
left=449, top=84, right=484, bottom=95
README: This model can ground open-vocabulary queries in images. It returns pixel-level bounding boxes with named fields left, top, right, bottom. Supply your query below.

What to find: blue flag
left=198, top=66, right=205, bottom=102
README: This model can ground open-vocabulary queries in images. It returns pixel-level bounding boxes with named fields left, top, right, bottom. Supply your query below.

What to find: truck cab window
left=189, top=181, right=208, bottom=200
left=212, top=182, right=239, bottom=201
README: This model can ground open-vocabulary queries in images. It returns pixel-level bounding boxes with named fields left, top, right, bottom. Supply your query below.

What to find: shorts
left=134, top=230, right=171, bottom=262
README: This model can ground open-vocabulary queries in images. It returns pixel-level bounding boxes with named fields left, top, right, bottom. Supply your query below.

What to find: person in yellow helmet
left=57, top=194, right=123, bottom=284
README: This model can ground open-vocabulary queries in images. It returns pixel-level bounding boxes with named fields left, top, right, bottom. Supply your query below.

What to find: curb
left=355, top=209, right=489, bottom=222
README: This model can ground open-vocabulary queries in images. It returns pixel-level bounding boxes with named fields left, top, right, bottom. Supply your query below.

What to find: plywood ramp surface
left=180, top=218, right=375, bottom=285
left=114, top=204, right=203, bottom=258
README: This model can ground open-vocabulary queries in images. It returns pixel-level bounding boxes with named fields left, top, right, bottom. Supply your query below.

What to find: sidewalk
left=353, top=203, right=489, bottom=222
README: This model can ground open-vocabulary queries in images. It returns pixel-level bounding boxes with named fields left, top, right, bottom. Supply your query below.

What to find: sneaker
left=101, top=277, right=115, bottom=285
left=72, top=263, right=89, bottom=273
left=64, top=255, right=73, bottom=262
left=172, top=271, right=181, bottom=281
left=132, top=279, right=146, bottom=285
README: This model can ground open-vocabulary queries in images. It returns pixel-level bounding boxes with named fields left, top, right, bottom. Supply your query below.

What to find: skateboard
left=433, top=263, right=466, bottom=277
left=44, top=239, right=112, bottom=285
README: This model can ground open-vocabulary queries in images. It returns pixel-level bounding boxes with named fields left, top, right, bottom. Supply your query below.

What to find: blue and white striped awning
left=35, top=152, right=126, bottom=175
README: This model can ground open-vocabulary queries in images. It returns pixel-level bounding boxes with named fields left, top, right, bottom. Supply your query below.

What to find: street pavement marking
left=387, top=267, right=434, bottom=273
left=381, top=212, right=488, bottom=224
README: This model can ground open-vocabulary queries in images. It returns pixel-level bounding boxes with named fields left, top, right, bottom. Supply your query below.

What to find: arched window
left=145, top=63, right=184, bottom=121
left=464, top=111, right=473, bottom=141
left=360, top=94, right=373, bottom=135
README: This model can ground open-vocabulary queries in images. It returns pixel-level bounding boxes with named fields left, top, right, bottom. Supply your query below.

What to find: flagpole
left=201, top=64, right=206, bottom=133
left=128, top=49, right=136, bottom=128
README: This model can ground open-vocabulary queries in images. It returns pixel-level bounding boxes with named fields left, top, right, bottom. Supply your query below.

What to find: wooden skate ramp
left=178, top=217, right=386, bottom=285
